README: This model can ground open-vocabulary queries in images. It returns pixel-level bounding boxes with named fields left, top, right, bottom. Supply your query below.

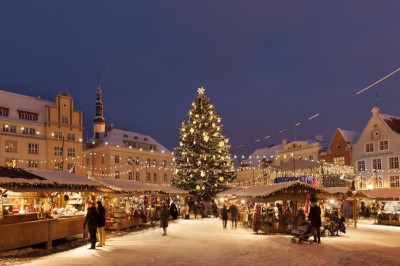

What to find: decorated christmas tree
left=173, top=87, right=236, bottom=200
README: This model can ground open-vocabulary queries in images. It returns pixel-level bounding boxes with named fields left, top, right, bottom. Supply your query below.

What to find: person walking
left=96, top=201, right=106, bottom=247
left=183, top=202, right=190, bottom=219
left=84, top=202, right=98, bottom=249
left=160, top=203, right=169, bottom=236
left=221, top=205, right=228, bottom=229
left=229, top=203, right=238, bottom=229
left=212, top=202, right=219, bottom=218
left=193, top=201, right=198, bottom=219
left=308, top=197, right=322, bottom=244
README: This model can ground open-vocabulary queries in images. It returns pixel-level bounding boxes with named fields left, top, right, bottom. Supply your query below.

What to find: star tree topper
left=197, top=87, right=205, bottom=94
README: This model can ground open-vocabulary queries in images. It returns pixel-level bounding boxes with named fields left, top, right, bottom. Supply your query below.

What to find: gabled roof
left=337, top=128, right=360, bottom=144
left=89, top=127, right=171, bottom=153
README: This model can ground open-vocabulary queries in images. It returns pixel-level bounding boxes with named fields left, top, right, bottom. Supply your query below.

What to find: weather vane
left=197, top=87, right=205, bottom=94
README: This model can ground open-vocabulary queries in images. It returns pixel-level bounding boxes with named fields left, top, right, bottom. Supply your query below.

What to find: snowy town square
left=2, top=2, right=400, bottom=266
left=1, top=217, right=399, bottom=266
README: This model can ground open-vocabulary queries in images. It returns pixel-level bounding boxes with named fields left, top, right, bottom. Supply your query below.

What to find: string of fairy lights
left=231, top=66, right=400, bottom=158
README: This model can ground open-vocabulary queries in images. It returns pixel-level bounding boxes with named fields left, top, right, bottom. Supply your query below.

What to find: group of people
left=83, top=201, right=106, bottom=249
left=220, top=203, right=238, bottom=229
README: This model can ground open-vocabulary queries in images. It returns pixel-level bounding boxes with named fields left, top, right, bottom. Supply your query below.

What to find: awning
left=216, top=186, right=245, bottom=197
left=0, top=167, right=99, bottom=192
left=235, top=181, right=329, bottom=201
left=90, top=178, right=188, bottom=195
left=361, top=188, right=400, bottom=200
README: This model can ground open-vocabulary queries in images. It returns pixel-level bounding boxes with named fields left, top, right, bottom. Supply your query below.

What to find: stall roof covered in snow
left=235, top=181, right=328, bottom=198
left=91, top=178, right=187, bottom=195
left=216, top=186, right=245, bottom=197
left=361, top=188, right=400, bottom=199
left=26, top=168, right=96, bottom=186
left=0, top=167, right=99, bottom=192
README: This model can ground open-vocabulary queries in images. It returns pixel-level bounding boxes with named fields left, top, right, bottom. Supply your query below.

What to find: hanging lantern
left=196, top=185, right=201, bottom=190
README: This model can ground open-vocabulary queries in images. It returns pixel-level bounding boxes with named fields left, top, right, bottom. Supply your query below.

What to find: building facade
left=83, top=83, right=173, bottom=184
left=0, top=90, right=83, bottom=172
left=352, top=107, right=400, bottom=189
left=273, top=139, right=324, bottom=167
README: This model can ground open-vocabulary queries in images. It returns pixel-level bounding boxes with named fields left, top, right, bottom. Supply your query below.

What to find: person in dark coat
left=170, top=201, right=178, bottom=219
left=84, top=202, right=98, bottom=249
left=96, top=201, right=106, bottom=247
left=160, top=203, right=169, bottom=236
left=229, top=203, right=238, bottom=229
left=221, top=205, right=228, bottom=229
left=193, top=201, right=198, bottom=219
left=308, top=197, right=322, bottom=244
left=212, top=202, right=219, bottom=218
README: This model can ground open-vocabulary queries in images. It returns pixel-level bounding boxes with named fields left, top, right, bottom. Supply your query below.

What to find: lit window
left=379, top=140, right=389, bottom=150
left=390, top=176, right=400, bottom=187
left=365, top=143, right=374, bottom=153
left=5, top=140, right=17, bottom=153
left=357, top=161, right=366, bottom=171
left=28, top=143, right=39, bottom=154
left=389, top=157, right=399, bottom=169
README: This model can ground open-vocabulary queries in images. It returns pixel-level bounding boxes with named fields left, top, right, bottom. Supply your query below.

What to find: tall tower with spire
left=93, top=79, right=105, bottom=136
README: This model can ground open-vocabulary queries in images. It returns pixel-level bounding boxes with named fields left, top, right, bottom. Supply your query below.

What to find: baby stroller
left=291, top=221, right=314, bottom=244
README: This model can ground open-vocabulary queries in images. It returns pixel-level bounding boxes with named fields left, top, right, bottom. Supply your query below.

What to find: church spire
left=93, top=78, right=105, bottom=136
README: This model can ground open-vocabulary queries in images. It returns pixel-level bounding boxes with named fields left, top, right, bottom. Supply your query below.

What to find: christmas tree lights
left=172, top=88, right=236, bottom=200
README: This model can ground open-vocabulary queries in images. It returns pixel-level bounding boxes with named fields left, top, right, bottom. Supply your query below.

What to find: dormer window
left=134, top=136, right=138, bottom=139
left=18, top=110, right=38, bottom=121
left=144, top=137, right=148, bottom=141
left=0, top=107, right=9, bottom=117
left=123, top=134, right=128, bottom=138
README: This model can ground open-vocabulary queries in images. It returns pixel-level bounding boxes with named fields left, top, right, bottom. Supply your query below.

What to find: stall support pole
left=353, top=198, right=357, bottom=228
left=46, top=220, right=52, bottom=249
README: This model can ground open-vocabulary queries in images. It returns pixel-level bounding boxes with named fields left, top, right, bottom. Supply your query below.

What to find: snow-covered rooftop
left=337, top=128, right=360, bottom=144
left=242, top=144, right=283, bottom=165
left=89, top=127, right=171, bottom=153
left=0, top=90, right=54, bottom=123
left=379, top=113, right=400, bottom=135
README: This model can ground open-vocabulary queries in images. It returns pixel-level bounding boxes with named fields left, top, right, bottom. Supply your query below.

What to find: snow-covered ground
left=2, top=218, right=400, bottom=266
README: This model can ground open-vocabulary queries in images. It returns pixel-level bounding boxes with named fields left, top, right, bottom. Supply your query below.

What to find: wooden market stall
left=0, top=167, right=101, bottom=252
left=90, top=178, right=188, bottom=230
left=234, top=181, right=330, bottom=233
left=361, top=187, right=400, bottom=226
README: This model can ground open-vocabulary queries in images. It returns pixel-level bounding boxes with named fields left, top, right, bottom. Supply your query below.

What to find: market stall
left=361, top=188, right=400, bottom=226
left=90, top=178, right=188, bottom=230
left=0, top=167, right=101, bottom=252
left=233, top=181, right=329, bottom=233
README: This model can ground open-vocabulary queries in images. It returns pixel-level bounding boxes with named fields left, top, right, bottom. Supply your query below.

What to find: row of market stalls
left=216, top=181, right=400, bottom=233
left=0, top=167, right=187, bottom=252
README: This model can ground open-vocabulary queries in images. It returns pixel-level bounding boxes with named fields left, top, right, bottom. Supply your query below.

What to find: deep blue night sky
left=1, top=1, right=400, bottom=157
